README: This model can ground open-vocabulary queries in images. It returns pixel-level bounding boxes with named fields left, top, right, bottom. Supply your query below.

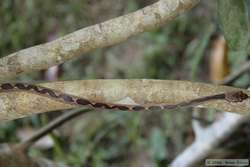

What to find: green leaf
left=189, top=24, right=214, bottom=79
left=217, top=0, right=250, bottom=51
left=149, top=128, right=167, bottom=161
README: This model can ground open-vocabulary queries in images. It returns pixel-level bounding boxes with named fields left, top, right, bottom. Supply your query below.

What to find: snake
left=0, top=82, right=248, bottom=111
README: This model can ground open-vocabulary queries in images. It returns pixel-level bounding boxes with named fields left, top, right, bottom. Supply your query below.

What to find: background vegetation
left=0, top=1, right=249, bottom=166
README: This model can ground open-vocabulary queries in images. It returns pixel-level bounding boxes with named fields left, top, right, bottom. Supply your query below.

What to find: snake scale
left=0, top=82, right=248, bottom=111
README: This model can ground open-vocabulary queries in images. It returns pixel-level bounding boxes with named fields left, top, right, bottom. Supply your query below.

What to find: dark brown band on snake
left=0, top=83, right=248, bottom=111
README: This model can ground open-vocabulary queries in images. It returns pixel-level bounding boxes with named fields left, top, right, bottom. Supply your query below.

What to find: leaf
left=217, top=0, right=250, bottom=51
left=209, top=36, right=230, bottom=83
left=149, top=128, right=167, bottom=161
left=189, top=24, right=214, bottom=79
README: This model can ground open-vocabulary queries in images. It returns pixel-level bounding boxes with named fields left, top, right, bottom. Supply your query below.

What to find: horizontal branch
left=0, top=0, right=200, bottom=80
left=0, top=79, right=249, bottom=121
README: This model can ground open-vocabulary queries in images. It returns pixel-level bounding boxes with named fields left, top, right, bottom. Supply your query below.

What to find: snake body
left=0, top=83, right=248, bottom=111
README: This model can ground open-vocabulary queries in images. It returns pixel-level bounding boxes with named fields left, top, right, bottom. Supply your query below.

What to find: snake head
left=225, top=91, right=248, bottom=103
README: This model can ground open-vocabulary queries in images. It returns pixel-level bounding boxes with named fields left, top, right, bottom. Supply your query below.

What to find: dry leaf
left=209, top=36, right=230, bottom=83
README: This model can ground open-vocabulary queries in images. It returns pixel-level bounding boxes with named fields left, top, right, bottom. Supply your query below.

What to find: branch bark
left=0, top=0, right=200, bottom=80
left=0, top=79, right=249, bottom=121
left=170, top=62, right=250, bottom=166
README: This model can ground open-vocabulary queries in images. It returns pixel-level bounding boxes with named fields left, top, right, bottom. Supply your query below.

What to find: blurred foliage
left=218, top=0, right=250, bottom=51
left=0, top=0, right=249, bottom=167
left=218, top=0, right=250, bottom=88
left=0, top=0, right=89, bottom=55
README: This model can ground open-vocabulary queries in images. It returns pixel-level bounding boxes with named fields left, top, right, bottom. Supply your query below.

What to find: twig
left=16, top=108, right=92, bottom=152
left=220, top=61, right=250, bottom=85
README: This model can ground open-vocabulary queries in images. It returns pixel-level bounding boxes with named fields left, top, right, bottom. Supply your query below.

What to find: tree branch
left=0, top=0, right=200, bottom=80
left=170, top=62, right=250, bottom=166
left=16, top=108, right=92, bottom=152
left=0, top=79, right=249, bottom=121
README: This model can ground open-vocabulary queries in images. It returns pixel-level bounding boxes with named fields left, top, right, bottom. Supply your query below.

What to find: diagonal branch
left=220, top=61, right=250, bottom=85
left=170, top=112, right=246, bottom=167
left=0, top=0, right=200, bottom=80
left=16, top=108, right=92, bottom=152
left=0, top=79, right=250, bottom=121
